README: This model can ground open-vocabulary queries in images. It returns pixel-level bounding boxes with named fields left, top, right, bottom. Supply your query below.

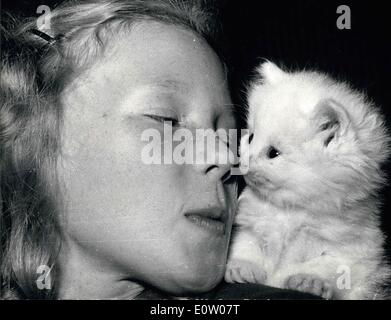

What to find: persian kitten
left=225, top=61, right=391, bottom=299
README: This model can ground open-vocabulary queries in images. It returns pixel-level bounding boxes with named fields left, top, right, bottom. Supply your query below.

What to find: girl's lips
left=184, top=208, right=227, bottom=235
left=186, top=214, right=226, bottom=235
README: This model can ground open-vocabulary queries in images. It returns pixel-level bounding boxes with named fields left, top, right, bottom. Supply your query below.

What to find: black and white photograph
left=1, top=0, right=391, bottom=307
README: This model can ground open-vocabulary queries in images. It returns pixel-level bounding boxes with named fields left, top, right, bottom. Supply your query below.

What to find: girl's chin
left=172, top=264, right=224, bottom=294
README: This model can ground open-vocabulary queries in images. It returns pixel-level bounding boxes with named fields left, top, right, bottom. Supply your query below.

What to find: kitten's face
left=242, top=62, right=376, bottom=209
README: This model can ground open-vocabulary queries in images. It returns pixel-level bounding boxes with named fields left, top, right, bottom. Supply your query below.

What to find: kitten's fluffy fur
left=225, top=61, right=391, bottom=299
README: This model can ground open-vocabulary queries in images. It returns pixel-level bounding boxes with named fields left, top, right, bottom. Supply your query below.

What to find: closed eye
left=144, top=114, right=179, bottom=126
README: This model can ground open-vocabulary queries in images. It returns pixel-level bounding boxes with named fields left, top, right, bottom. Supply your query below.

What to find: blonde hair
left=0, top=0, right=221, bottom=299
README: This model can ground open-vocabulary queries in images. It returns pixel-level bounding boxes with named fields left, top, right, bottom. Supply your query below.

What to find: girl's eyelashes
left=144, top=114, right=179, bottom=126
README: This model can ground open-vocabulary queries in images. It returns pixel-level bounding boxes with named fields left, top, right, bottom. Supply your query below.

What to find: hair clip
left=28, top=29, right=57, bottom=45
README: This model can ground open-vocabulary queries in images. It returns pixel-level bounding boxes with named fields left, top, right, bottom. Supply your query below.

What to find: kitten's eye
left=266, top=146, right=281, bottom=159
left=249, top=133, right=254, bottom=144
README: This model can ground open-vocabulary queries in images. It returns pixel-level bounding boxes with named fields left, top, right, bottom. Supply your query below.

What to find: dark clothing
left=136, top=281, right=321, bottom=300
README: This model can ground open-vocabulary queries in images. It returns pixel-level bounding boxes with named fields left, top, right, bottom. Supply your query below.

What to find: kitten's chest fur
left=232, top=187, right=388, bottom=297
left=237, top=191, right=336, bottom=263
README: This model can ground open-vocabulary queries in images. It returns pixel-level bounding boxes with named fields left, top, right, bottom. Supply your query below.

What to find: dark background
left=2, top=0, right=391, bottom=254
left=219, top=0, right=391, bottom=258
left=219, top=0, right=391, bottom=256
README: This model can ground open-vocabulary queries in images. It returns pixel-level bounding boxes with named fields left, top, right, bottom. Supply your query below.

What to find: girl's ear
left=257, top=61, right=286, bottom=85
left=312, top=99, right=352, bottom=147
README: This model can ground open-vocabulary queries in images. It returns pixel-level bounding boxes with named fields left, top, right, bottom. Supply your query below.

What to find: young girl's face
left=57, top=21, right=236, bottom=295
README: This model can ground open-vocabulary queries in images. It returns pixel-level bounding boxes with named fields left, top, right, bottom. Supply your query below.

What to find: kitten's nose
left=248, top=133, right=254, bottom=144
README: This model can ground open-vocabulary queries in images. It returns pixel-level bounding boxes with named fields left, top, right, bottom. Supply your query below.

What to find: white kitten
left=225, top=61, right=391, bottom=299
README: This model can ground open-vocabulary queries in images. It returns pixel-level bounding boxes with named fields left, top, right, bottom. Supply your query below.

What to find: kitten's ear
left=312, top=99, right=351, bottom=147
left=257, top=61, right=286, bottom=84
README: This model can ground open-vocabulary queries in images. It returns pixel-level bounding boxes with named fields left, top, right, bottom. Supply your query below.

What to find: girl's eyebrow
left=119, top=80, right=186, bottom=111
left=147, top=78, right=189, bottom=94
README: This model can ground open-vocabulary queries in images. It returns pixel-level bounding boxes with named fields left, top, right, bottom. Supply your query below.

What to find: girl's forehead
left=108, top=22, right=223, bottom=77
left=62, top=20, right=234, bottom=127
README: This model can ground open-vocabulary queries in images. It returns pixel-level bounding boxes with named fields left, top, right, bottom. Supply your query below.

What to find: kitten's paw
left=225, top=259, right=267, bottom=284
left=284, top=274, right=333, bottom=299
